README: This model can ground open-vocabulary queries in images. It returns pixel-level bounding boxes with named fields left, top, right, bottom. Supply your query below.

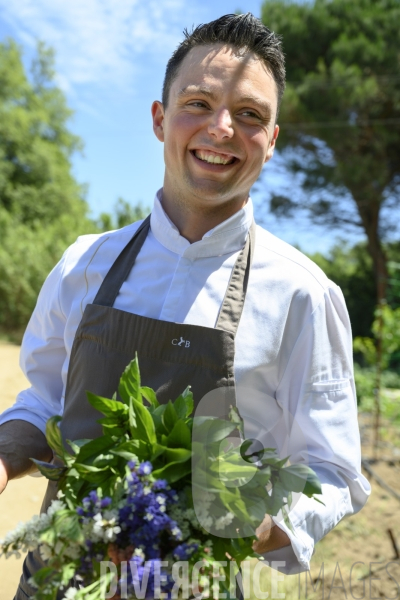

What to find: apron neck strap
left=93, top=214, right=256, bottom=339
left=93, top=215, right=151, bottom=307
left=215, top=220, right=256, bottom=336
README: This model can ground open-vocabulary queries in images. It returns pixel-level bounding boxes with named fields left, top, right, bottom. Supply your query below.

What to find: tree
left=261, top=0, right=400, bottom=305
left=308, top=241, right=376, bottom=339
left=0, top=40, right=88, bottom=225
left=0, top=40, right=150, bottom=338
left=0, top=40, right=92, bottom=335
left=97, top=198, right=150, bottom=232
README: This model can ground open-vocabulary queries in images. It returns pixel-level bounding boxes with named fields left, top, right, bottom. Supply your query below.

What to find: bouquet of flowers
left=1, top=356, right=322, bottom=600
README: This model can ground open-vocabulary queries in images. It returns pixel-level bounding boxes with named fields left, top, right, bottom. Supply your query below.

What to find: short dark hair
left=162, top=13, right=286, bottom=114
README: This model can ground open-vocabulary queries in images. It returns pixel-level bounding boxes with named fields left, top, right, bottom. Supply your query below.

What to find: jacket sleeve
left=261, top=283, right=371, bottom=573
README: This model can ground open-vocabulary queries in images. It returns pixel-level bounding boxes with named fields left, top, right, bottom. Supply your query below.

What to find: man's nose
left=207, top=108, right=234, bottom=140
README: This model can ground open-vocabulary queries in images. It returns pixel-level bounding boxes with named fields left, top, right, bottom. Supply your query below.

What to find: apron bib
left=15, top=215, right=255, bottom=599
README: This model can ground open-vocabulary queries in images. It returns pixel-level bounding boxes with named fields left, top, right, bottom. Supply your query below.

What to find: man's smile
left=190, top=148, right=238, bottom=170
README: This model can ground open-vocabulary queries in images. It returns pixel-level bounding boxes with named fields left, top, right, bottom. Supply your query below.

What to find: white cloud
left=0, top=0, right=197, bottom=94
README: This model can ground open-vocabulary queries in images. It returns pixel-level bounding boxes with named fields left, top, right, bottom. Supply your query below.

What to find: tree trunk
left=352, top=192, right=388, bottom=459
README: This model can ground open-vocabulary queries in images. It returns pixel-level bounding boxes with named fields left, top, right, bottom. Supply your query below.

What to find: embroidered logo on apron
left=171, top=337, right=190, bottom=347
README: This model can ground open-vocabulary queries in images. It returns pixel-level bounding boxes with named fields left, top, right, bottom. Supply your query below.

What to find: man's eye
left=188, top=101, right=207, bottom=108
left=239, top=110, right=260, bottom=118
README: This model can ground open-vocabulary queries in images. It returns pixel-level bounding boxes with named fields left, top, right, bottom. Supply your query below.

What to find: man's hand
left=0, top=420, right=53, bottom=494
left=0, top=460, right=8, bottom=494
left=252, top=514, right=291, bottom=554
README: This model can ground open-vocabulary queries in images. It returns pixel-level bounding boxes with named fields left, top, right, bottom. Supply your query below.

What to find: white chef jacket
left=0, top=190, right=370, bottom=574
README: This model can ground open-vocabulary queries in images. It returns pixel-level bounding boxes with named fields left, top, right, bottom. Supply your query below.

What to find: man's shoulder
left=254, top=224, right=331, bottom=292
left=62, top=220, right=144, bottom=273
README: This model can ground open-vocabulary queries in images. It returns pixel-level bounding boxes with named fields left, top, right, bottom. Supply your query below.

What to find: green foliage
left=262, top=0, right=400, bottom=300
left=0, top=39, right=93, bottom=335
left=33, top=356, right=321, bottom=569
left=0, top=40, right=150, bottom=338
left=308, top=241, right=376, bottom=338
left=96, top=197, right=150, bottom=232
left=353, top=303, right=400, bottom=370
left=0, top=207, right=94, bottom=336
left=355, top=364, right=400, bottom=421
left=0, top=40, right=85, bottom=225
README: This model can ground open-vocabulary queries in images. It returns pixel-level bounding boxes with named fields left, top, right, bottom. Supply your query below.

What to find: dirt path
left=0, top=342, right=399, bottom=599
left=0, top=343, right=48, bottom=599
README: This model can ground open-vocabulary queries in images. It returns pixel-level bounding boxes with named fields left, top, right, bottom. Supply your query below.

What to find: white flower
left=54, top=541, right=65, bottom=555
left=39, top=544, right=53, bottom=561
left=156, top=495, right=166, bottom=504
left=64, top=544, right=81, bottom=560
left=62, top=588, right=78, bottom=599
left=47, top=500, right=66, bottom=518
left=201, top=516, right=213, bottom=529
left=171, top=527, right=182, bottom=538
left=143, top=486, right=151, bottom=495
left=215, top=512, right=234, bottom=531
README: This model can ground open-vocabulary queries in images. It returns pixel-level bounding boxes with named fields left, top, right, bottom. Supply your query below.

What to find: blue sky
left=0, top=0, right=365, bottom=253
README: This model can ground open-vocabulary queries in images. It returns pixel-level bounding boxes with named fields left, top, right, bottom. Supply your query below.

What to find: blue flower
left=138, top=461, right=153, bottom=476
left=173, top=543, right=199, bottom=561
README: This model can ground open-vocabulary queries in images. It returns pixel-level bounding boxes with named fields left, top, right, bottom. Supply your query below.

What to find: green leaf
left=163, top=447, right=192, bottom=464
left=61, top=563, right=77, bottom=586
left=229, top=405, right=244, bottom=437
left=118, top=354, right=141, bottom=404
left=151, top=405, right=168, bottom=436
left=167, top=419, right=191, bottom=449
left=282, top=505, right=294, bottom=534
left=75, top=436, right=115, bottom=465
left=45, top=416, right=67, bottom=461
left=230, top=536, right=256, bottom=562
left=162, top=401, right=178, bottom=433
left=40, top=510, right=84, bottom=546
left=215, top=459, right=258, bottom=480
left=31, top=566, right=57, bottom=587
left=131, top=396, right=156, bottom=445
left=86, top=392, right=128, bottom=419
left=110, top=440, right=140, bottom=462
left=174, top=387, right=194, bottom=418
left=53, top=510, right=84, bottom=544
left=260, top=451, right=289, bottom=469
left=193, top=417, right=238, bottom=443
left=112, top=439, right=148, bottom=461
left=141, top=386, right=159, bottom=408
left=30, top=459, right=67, bottom=481
left=266, top=480, right=286, bottom=516
left=279, top=464, right=322, bottom=496
left=66, top=438, right=91, bottom=454
left=152, top=458, right=191, bottom=483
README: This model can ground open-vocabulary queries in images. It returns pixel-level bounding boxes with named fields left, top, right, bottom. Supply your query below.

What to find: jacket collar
left=150, top=188, right=254, bottom=259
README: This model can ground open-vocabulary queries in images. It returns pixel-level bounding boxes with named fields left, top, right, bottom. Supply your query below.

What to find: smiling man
left=151, top=42, right=280, bottom=242
left=0, top=13, right=370, bottom=598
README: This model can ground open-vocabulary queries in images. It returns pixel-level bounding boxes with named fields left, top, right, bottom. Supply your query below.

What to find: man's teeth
left=194, top=151, right=234, bottom=165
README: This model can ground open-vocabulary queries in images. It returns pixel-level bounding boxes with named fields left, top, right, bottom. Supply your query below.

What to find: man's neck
left=160, top=189, right=249, bottom=243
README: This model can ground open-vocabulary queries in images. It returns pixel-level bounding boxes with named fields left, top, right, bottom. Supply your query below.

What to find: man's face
left=152, top=44, right=279, bottom=209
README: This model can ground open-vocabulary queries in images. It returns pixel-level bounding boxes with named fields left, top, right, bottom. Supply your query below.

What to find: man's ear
left=264, top=124, right=280, bottom=163
left=151, top=101, right=165, bottom=142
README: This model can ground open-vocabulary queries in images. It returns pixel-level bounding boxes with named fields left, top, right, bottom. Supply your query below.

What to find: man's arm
left=0, top=249, right=72, bottom=494
left=0, top=420, right=53, bottom=493
left=258, top=283, right=371, bottom=573
left=253, top=514, right=291, bottom=553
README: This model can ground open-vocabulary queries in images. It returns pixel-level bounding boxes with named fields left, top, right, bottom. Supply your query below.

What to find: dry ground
left=0, top=342, right=399, bottom=599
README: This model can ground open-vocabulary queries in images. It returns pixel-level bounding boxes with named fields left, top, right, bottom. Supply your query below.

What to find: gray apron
left=15, top=215, right=255, bottom=599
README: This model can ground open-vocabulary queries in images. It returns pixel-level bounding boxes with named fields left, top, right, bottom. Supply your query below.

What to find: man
left=0, top=13, right=370, bottom=598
